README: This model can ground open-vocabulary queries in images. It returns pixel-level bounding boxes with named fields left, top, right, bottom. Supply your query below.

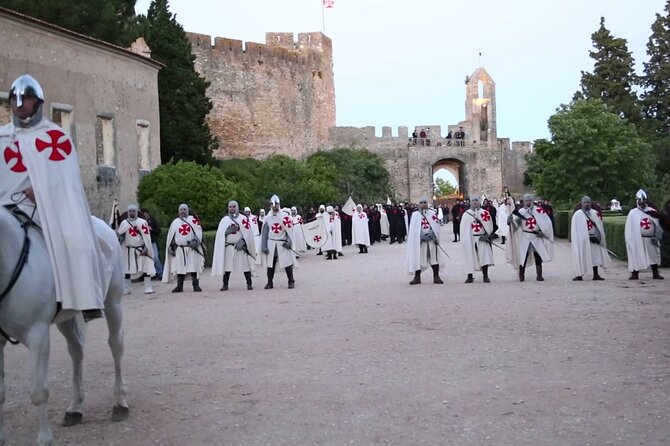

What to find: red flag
left=323, top=0, right=334, bottom=8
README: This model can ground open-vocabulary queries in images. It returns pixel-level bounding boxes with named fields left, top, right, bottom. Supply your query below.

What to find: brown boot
left=652, top=265, right=664, bottom=280
left=409, top=270, right=421, bottom=285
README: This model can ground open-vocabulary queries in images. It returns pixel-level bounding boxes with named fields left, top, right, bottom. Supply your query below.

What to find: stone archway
left=432, top=158, right=466, bottom=201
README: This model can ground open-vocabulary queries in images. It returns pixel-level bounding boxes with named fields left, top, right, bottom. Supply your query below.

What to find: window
left=136, top=120, right=151, bottom=171
left=51, top=103, right=74, bottom=136
left=95, top=114, right=115, bottom=166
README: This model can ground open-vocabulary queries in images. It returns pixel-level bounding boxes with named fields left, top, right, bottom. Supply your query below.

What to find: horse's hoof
left=61, top=411, right=83, bottom=427
left=111, top=405, right=129, bottom=422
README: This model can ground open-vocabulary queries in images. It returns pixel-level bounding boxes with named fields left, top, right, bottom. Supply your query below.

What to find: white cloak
left=405, top=209, right=446, bottom=273
left=496, top=202, right=513, bottom=237
left=0, top=120, right=107, bottom=310
left=292, top=214, right=308, bottom=252
left=352, top=210, right=371, bottom=246
left=625, top=206, right=662, bottom=271
left=212, top=213, right=256, bottom=275
left=507, top=205, right=555, bottom=268
left=380, top=209, right=390, bottom=236
left=117, top=217, right=156, bottom=276
left=322, top=212, right=343, bottom=252
left=261, top=210, right=296, bottom=269
left=571, top=209, right=610, bottom=277
left=163, top=215, right=204, bottom=281
left=461, top=208, right=495, bottom=274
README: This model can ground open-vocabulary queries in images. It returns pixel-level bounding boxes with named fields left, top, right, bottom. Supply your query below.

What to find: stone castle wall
left=187, top=31, right=335, bottom=159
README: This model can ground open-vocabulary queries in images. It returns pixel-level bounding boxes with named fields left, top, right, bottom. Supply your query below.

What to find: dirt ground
left=3, top=224, right=669, bottom=446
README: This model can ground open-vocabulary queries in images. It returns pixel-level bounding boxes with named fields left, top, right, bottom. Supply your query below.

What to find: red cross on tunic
left=640, top=218, right=652, bottom=230
left=432, top=214, right=438, bottom=222
left=271, top=223, right=282, bottom=234
left=586, top=220, right=594, bottom=231
left=191, top=217, right=200, bottom=226
left=242, top=218, right=250, bottom=230
left=421, top=217, right=430, bottom=229
left=471, top=221, right=483, bottom=233
left=179, top=224, right=191, bottom=235
left=142, top=224, right=149, bottom=235
left=525, top=217, right=537, bottom=230
left=359, top=213, right=366, bottom=219
left=128, top=227, right=139, bottom=237
left=35, top=129, right=72, bottom=161
left=314, top=235, right=322, bottom=242
left=252, top=217, right=257, bottom=225
left=480, top=211, right=491, bottom=222
left=283, top=216, right=292, bottom=228
left=536, top=207, right=545, bottom=214
left=3, top=141, right=26, bottom=173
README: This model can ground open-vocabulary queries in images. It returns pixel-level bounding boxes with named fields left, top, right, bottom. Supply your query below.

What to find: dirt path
left=3, top=224, right=669, bottom=445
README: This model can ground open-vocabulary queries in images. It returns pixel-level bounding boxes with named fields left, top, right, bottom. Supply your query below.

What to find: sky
left=135, top=0, right=666, bottom=145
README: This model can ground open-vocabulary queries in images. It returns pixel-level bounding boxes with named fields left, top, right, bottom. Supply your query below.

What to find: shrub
left=603, top=216, right=627, bottom=261
left=554, top=210, right=571, bottom=239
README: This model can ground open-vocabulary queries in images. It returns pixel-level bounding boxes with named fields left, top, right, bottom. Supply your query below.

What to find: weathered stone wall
left=0, top=9, right=162, bottom=218
left=188, top=31, right=335, bottom=159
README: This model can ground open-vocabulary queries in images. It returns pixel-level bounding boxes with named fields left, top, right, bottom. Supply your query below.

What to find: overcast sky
left=136, top=0, right=666, bottom=143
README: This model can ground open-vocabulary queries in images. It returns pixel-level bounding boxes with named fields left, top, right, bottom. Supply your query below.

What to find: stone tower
left=465, top=67, right=497, bottom=143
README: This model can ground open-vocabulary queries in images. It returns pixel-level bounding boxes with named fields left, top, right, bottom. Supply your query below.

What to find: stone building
left=0, top=7, right=162, bottom=218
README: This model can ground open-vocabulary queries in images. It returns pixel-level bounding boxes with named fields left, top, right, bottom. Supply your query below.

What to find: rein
left=0, top=209, right=33, bottom=345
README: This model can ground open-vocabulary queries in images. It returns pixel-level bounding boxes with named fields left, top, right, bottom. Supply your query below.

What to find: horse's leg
left=26, top=323, right=53, bottom=446
left=56, top=318, right=85, bottom=426
left=0, top=340, right=7, bottom=446
left=105, top=292, right=128, bottom=421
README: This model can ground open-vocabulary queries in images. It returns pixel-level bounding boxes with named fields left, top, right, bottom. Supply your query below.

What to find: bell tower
left=465, top=67, right=497, bottom=143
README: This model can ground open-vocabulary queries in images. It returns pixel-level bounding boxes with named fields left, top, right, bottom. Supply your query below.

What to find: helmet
left=9, top=74, right=44, bottom=107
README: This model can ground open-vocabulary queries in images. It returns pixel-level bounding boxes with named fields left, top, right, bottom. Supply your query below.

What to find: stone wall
left=0, top=8, right=162, bottom=218
left=188, top=31, right=335, bottom=159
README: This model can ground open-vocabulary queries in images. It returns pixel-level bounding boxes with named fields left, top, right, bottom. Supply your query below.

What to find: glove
left=479, top=234, right=490, bottom=243
left=282, top=240, right=292, bottom=250
left=420, top=232, right=435, bottom=242
left=589, top=236, right=600, bottom=244
left=235, top=239, right=246, bottom=251
left=168, top=245, right=176, bottom=257
left=188, top=239, right=199, bottom=249
left=263, top=248, right=269, bottom=255
left=506, top=215, right=513, bottom=225
left=141, top=247, right=149, bottom=256
left=117, top=233, right=126, bottom=244
left=225, top=224, right=238, bottom=236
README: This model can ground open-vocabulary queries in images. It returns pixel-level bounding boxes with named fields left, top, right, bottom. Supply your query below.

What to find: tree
left=577, top=17, right=641, bottom=125
left=641, top=0, right=670, bottom=177
left=138, top=0, right=216, bottom=164
left=526, top=99, right=654, bottom=204
left=433, top=177, right=457, bottom=197
left=0, top=0, right=138, bottom=46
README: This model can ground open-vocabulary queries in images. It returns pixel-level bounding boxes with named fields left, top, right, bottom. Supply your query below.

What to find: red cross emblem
left=421, top=217, right=430, bottom=229
left=536, top=207, right=545, bottom=214
left=179, top=224, right=191, bottom=235
left=330, top=215, right=335, bottom=222
left=128, top=227, right=139, bottom=237
left=283, top=216, right=292, bottom=228
left=432, top=214, right=438, bottom=222
left=640, top=218, right=651, bottom=230
left=191, top=217, right=200, bottom=226
left=314, top=235, right=322, bottom=242
left=35, top=129, right=72, bottom=161
left=471, top=221, right=483, bottom=232
left=271, top=223, right=282, bottom=234
left=359, top=213, right=366, bottom=219
left=252, top=217, right=257, bottom=224
left=142, top=224, right=149, bottom=234
left=242, top=218, right=250, bottom=230
left=481, top=211, right=491, bottom=222
left=3, top=141, right=27, bottom=173
left=525, top=217, right=537, bottom=230
left=586, top=220, right=594, bottom=231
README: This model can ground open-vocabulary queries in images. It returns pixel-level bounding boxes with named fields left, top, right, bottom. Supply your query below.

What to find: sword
left=434, top=241, right=451, bottom=259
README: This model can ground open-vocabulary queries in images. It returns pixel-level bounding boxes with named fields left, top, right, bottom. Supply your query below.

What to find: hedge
left=603, top=216, right=627, bottom=261
left=554, top=210, right=571, bottom=239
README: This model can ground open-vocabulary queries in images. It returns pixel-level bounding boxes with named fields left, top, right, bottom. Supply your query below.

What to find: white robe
left=380, top=209, right=390, bottom=236
left=352, top=210, right=371, bottom=246
left=461, top=208, right=495, bottom=274
left=163, top=215, right=204, bottom=281
left=405, top=209, right=446, bottom=273
left=507, top=205, right=555, bottom=268
left=496, top=202, right=513, bottom=237
left=117, top=217, right=156, bottom=276
left=212, top=213, right=256, bottom=275
left=625, top=206, right=662, bottom=271
left=261, top=210, right=296, bottom=269
left=0, top=119, right=108, bottom=311
left=292, top=214, right=308, bottom=252
left=571, top=209, right=610, bottom=277
left=322, top=212, right=343, bottom=252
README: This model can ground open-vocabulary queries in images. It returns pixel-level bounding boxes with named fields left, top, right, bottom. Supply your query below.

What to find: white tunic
left=405, top=209, right=445, bottom=273
left=352, top=210, right=371, bottom=246
left=292, top=214, right=308, bottom=252
left=212, top=213, right=256, bottom=274
left=571, top=209, right=610, bottom=276
left=380, top=209, right=390, bottom=236
left=625, top=206, right=662, bottom=271
left=507, top=205, right=555, bottom=268
left=322, top=212, right=343, bottom=252
left=117, top=217, right=156, bottom=276
left=261, top=210, right=295, bottom=269
left=163, top=215, right=204, bottom=280
left=461, top=208, right=495, bottom=273
left=496, top=201, right=513, bottom=237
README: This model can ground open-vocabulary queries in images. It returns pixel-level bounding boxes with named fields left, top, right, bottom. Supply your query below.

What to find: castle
left=187, top=31, right=530, bottom=202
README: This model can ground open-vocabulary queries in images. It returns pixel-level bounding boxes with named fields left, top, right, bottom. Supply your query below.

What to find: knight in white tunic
left=460, top=196, right=494, bottom=283
left=291, top=207, right=308, bottom=253
left=322, top=205, right=343, bottom=260
left=506, top=193, right=554, bottom=282
left=405, top=197, right=445, bottom=285
left=117, top=204, right=156, bottom=294
left=571, top=196, right=609, bottom=281
left=496, top=197, right=514, bottom=244
left=352, top=204, right=371, bottom=253
left=379, top=204, right=390, bottom=240
left=244, top=206, right=262, bottom=270
left=163, top=204, right=205, bottom=292
left=212, top=200, right=256, bottom=291
left=260, top=195, right=296, bottom=289
left=625, top=189, right=664, bottom=280
left=0, top=75, right=108, bottom=321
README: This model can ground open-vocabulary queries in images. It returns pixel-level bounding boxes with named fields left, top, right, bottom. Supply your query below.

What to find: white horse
left=0, top=206, right=128, bottom=446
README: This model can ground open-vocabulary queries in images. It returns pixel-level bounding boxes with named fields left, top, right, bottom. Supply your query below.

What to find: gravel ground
left=3, top=224, right=669, bottom=446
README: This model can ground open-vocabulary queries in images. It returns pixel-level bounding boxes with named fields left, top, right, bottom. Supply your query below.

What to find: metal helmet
left=9, top=74, right=45, bottom=107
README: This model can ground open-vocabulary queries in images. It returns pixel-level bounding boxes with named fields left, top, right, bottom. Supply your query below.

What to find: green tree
left=0, top=0, right=138, bottom=46
left=526, top=99, right=654, bottom=204
left=577, top=17, right=641, bottom=124
left=641, top=0, right=670, bottom=178
left=138, top=0, right=216, bottom=164
left=433, top=177, right=457, bottom=197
